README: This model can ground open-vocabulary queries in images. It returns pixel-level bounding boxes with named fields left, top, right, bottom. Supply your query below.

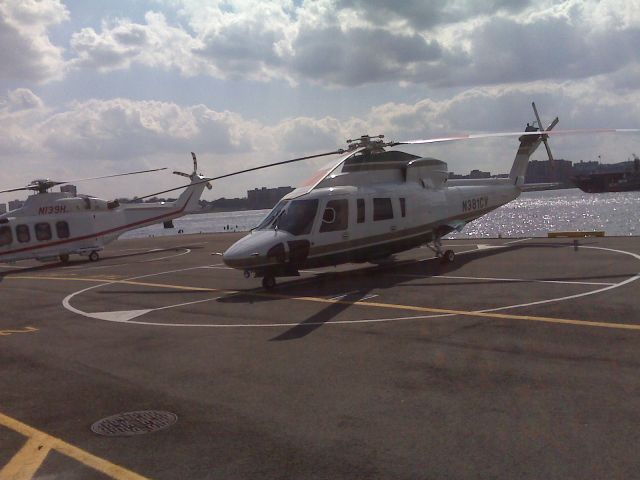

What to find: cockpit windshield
left=255, top=200, right=288, bottom=230
left=256, top=199, right=318, bottom=236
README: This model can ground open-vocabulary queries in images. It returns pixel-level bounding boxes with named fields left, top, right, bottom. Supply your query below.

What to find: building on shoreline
left=247, top=186, right=294, bottom=210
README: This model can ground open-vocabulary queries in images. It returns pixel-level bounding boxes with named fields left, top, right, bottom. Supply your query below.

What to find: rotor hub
left=346, top=134, right=394, bottom=153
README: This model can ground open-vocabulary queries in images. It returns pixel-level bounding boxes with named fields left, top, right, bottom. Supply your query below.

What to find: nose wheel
left=262, top=275, right=276, bottom=290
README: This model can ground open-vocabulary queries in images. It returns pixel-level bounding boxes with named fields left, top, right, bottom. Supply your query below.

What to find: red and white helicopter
left=144, top=103, right=638, bottom=290
left=0, top=154, right=211, bottom=264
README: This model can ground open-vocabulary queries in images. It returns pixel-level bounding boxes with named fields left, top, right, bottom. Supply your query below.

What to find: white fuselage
left=223, top=132, right=544, bottom=278
left=223, top=177, right=520, bottom=273
left=0, top=179, right=206, bottom=263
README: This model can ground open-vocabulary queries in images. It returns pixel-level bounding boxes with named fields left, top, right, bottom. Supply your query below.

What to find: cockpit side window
left=277, top=199, right=319, bottom=236
left=0, top=226, right=12, bottom=247
left=320, top=199, right=349, bottom=232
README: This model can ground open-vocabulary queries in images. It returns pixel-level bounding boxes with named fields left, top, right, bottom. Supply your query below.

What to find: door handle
left=342, top=232, right=349, bottom=239
left=390, top=226, right=397, bottom=231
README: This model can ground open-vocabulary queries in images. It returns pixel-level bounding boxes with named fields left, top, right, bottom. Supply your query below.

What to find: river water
left=121, top=189, right=640, bottom=239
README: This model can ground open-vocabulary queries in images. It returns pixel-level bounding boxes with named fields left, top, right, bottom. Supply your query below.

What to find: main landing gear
left=262, top=275, right=277, bottom=290
left=244, top=269, right=278, bottom=290
left=426, top=237, right=455, bottom=263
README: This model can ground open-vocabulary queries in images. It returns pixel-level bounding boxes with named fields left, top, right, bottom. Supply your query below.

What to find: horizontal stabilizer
left=519, top=183, right=562, bottom=192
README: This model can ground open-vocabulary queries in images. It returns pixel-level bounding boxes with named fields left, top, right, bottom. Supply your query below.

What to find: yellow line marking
left=0, top=412, right=149, bottom=480
left=288, top=295, right=640, bottom=331
left=7, top=274, right=640, bottom=331
left=0, top=436, right=51, bottom=480
left=0, top=327, right=38, bottom=337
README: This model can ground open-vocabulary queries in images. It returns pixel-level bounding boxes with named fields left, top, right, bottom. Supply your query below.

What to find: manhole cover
left=91, top=410, right=177, bottom=436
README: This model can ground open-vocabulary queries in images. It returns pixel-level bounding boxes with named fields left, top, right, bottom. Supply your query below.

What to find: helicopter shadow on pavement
left=216, top=241, right=612, bottom=341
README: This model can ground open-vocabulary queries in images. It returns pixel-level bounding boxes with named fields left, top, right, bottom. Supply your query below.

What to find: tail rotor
left=532, top=102, right=559, bottom=163
left=174, top=152, right=212, bottom=189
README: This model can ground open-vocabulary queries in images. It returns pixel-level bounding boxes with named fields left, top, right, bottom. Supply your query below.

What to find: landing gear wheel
left=442, top=249, right=455, bottom=263
left=262, top=276, right=276, bottom=290
left=89, top=251, right=99, bottom=262
left=59, top=254, right=70, bottom=264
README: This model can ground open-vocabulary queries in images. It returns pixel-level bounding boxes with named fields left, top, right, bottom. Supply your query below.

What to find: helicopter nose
left=222, top=232, right=275, bottom=269
left=222, top=242, right=256, bottom=269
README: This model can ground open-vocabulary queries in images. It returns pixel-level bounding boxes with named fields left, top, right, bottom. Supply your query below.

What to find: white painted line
left=503, top=237, right=532, bottom=245
left=64, top=247, right=192, bottom=271
left=389, top=273, right=616, bottom=287
left=61, top=244, right=640, bottom=329
left=140, top=248, right=191, bottom=263
left=90, top=309, right=154, bottom=322
left=480, top=245, right=640, bottom=313
left=475, top=244, right=497, bottom=250
left=328, top=291, right=379, bottom=302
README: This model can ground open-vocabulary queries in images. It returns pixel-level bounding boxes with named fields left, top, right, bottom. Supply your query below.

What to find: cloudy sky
left=1, top=0, right=639, bottom=202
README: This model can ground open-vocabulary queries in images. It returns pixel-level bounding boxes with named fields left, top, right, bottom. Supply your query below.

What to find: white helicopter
left=0, top=154, right=211, bottom=264
left=220, top=103, right=638, bottom=289
left=118, top=103, right=637, bottom=290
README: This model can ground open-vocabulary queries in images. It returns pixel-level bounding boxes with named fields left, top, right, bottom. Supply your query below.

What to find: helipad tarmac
left=1, top=233, right=640, bottom=479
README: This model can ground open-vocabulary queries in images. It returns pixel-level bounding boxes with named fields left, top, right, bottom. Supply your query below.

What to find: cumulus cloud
left=62, top=0, right=639, bottom=90
left=0, top=0, right=68, bottom=83
left=37, top=98, right=257, bottom=161
left=69, top=11, right=204, bottom=75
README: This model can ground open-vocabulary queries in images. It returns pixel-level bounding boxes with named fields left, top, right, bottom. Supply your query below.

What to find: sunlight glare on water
left=451, top=189, right=640, bottom=238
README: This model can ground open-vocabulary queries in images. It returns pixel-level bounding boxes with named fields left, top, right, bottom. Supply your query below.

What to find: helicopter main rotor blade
left=135, top=149, right=345, bottom=202
left=56, top=167, right=168, bottom=186
left=394, top=128, right=640, bottom=146
left=0, top=186, right=34, bottom=194
left=0, top=167, right=169, bottom=196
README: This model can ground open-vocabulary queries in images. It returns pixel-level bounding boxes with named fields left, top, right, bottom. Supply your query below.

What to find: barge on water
left=572, top=157, right=640, bottom=193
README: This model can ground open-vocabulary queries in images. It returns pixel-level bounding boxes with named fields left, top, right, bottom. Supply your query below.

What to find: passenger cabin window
left=35, top=222, right=52, bottom=241
left=16, top=224, right=30, bottom=243
left=357, top=198, right=365, bottom=224
left=277, top=199, right=318, bottom=236
left=320, top=199, right=349, bottom=232
left=56, top=221, right=70, bottom=239
left=0, top=226, right=12, bottom=247
left=373, top=198, right=394, bottom=221
left=399, top=198, right=406, bottom=218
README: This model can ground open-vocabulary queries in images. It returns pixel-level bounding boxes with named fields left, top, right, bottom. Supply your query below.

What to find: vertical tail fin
left=174, top=176, right=208, bottom=213
left=509, top=129, right=544, bottom=186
